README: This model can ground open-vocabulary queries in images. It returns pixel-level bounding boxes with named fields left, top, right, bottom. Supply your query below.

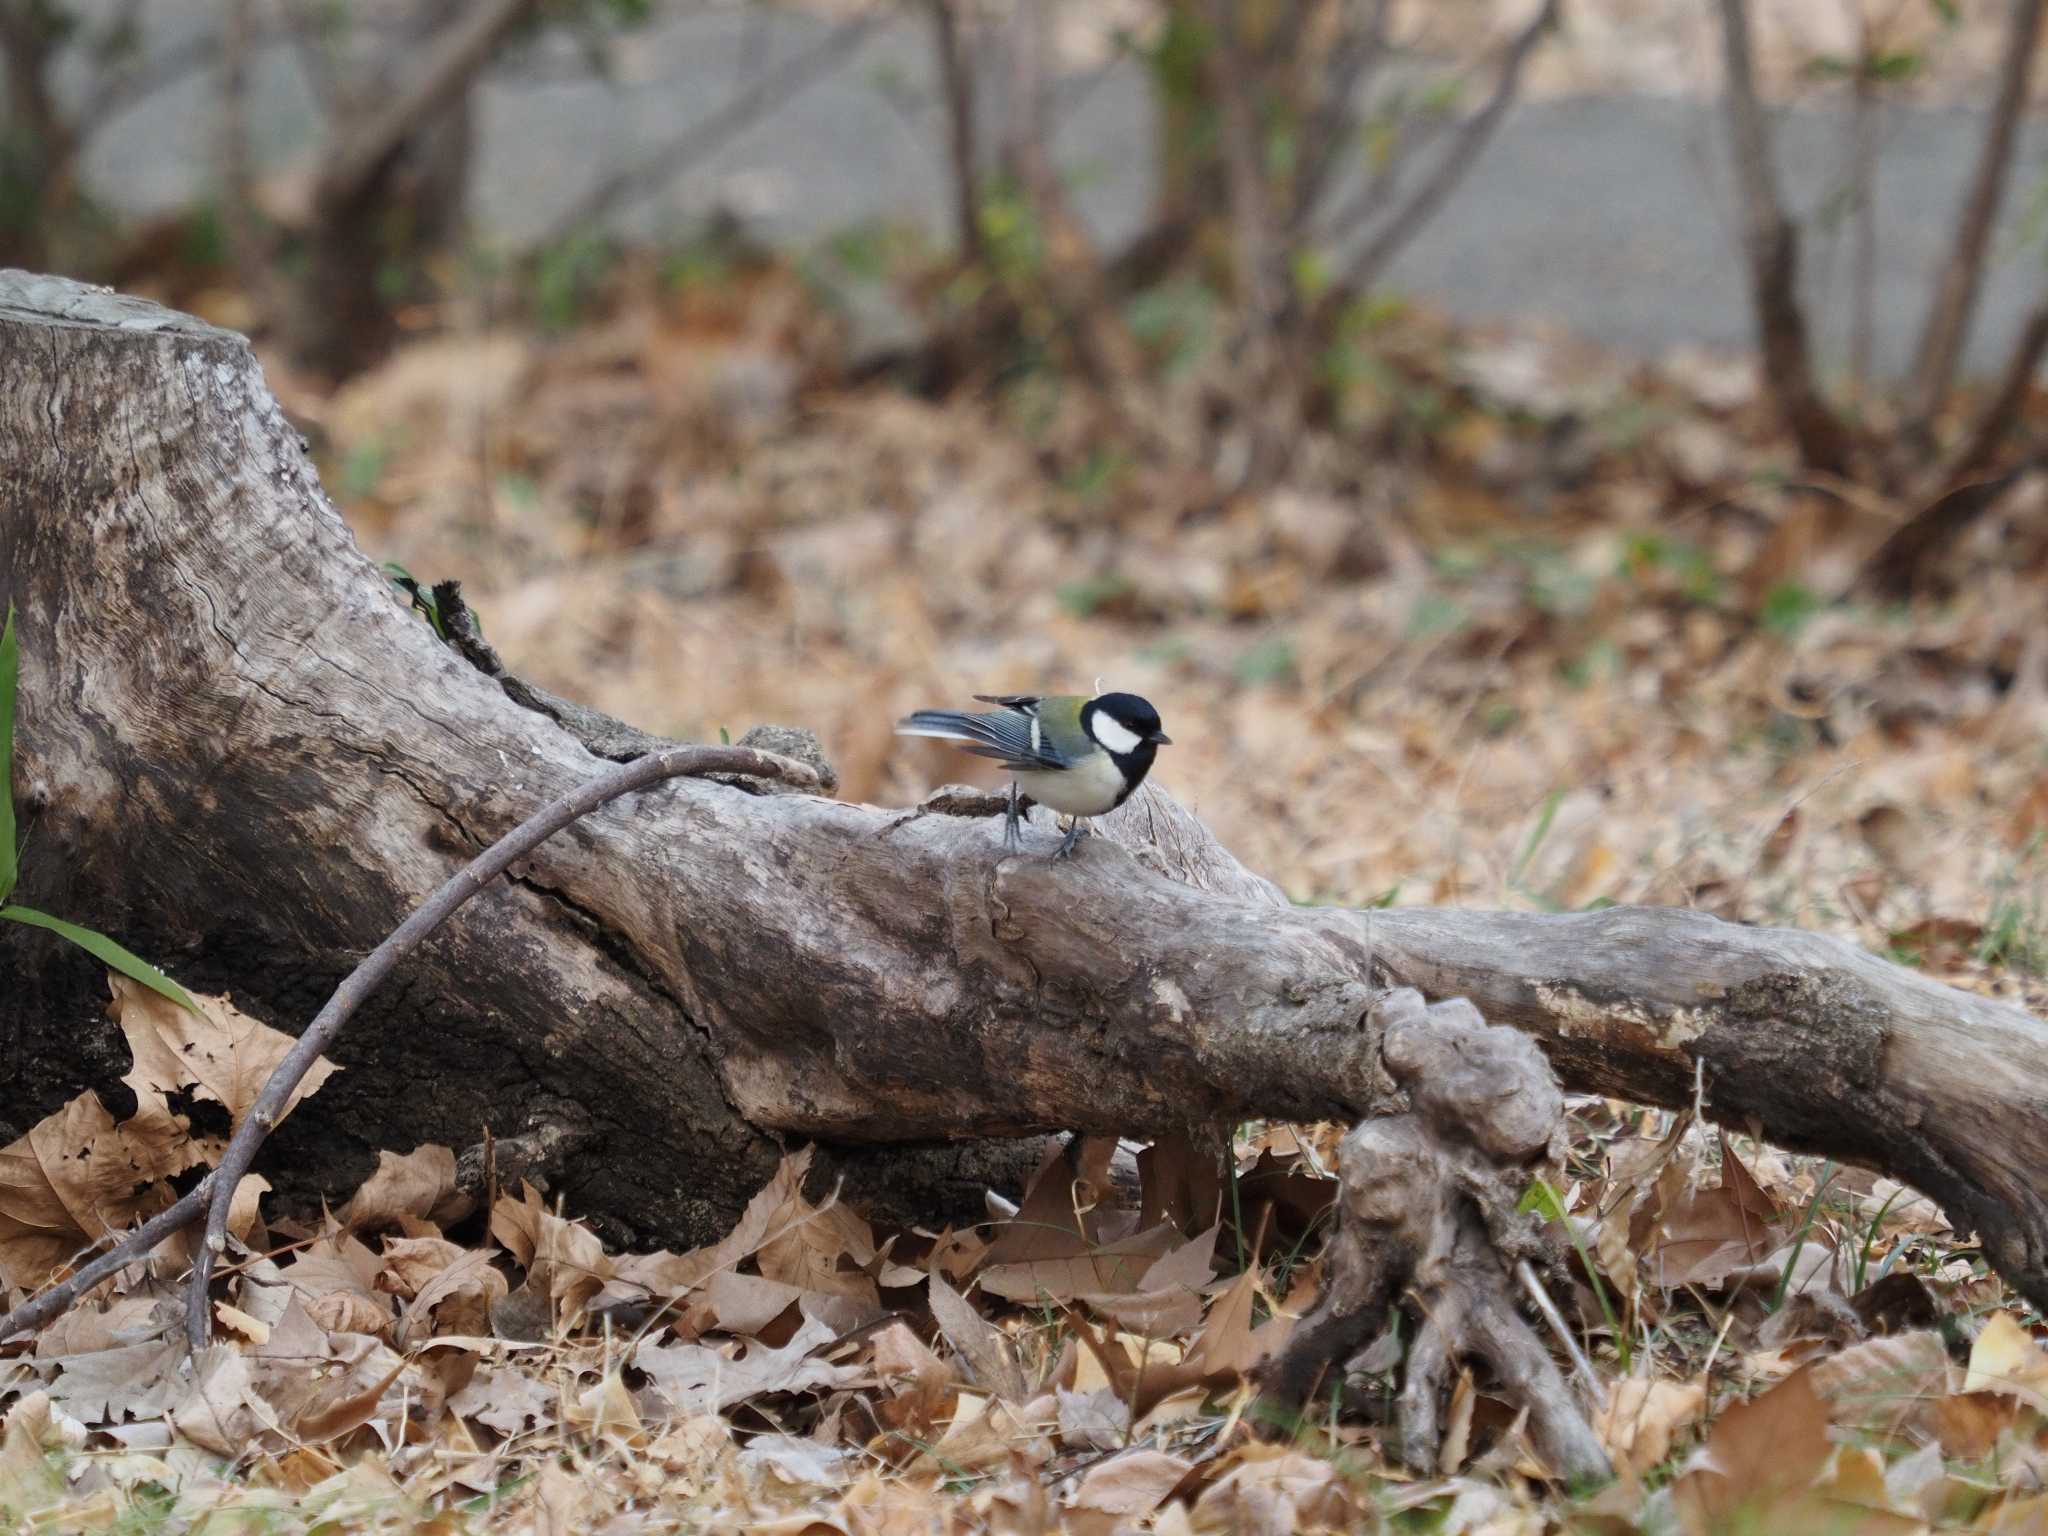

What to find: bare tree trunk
left=1907, top=0, right=2047, bottom=434
left=1306, top=0, right=1559, bottom=344
left=1714, top=0, right=1856, bottom=476
left=1940, top=299, right=2048, bottom=486
left=6, top=271, right=2048, bottom=1312
left=1845, top=12, right=1877, bottom=400
left=0, top=1, right=78, bottom=269
left=928, top=0, right=984, bottom=265
left=282, top=0, right=530, bottom=377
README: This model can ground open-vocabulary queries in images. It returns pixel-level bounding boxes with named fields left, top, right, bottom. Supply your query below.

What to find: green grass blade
left=1771, top=1159, right=1838, bottom=1312
left=0, top=904, right=200, bottom=1013
left=1521, top=1174, right=1628, bottom=1369
left=1511, top=788, right=1563, bottom=890
left=0, top=603, right=17, bottom=904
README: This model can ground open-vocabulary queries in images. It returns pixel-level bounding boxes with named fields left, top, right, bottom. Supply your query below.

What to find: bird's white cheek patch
left=1091, top=716, right=1143, bottom=755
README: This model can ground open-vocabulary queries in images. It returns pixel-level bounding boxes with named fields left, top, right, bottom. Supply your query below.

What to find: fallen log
left=4, top=269, right=2047, bottom=1323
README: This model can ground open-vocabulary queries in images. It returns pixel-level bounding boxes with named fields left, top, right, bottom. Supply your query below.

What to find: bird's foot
left=1002, top=782, right=1023, bottom=854
left=1052, top=819, right=1090, bottom=860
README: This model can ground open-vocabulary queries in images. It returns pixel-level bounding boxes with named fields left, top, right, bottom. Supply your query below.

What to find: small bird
left=896, top=691, right=1172, bottom=858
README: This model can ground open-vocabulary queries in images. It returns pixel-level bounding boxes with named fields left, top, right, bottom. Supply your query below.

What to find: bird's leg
left=1052, top=817, right=1090, bottom=860
left=1003, top=781, right=1022, bottom=854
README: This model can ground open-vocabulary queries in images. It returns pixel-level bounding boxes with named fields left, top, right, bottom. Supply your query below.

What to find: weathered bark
left=5, top=270, right=2048, bottom=1317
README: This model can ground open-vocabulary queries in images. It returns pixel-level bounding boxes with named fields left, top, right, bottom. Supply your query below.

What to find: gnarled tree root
left=1258, top=990, right=1611, bottom=1484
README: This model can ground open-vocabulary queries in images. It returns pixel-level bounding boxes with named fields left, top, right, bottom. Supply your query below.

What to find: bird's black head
left=1082, top=693, right=1171, bottom=802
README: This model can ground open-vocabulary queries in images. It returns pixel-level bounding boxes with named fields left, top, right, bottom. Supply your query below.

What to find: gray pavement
left=50, top=4, right=2048, bottom=378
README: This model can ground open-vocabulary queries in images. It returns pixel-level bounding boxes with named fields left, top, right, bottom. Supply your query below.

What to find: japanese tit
left=896, top=691, right=1172, bottom=858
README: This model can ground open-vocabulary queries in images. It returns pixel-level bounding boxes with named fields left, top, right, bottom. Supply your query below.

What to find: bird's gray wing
left=896, top=705, right=1068, bottom=771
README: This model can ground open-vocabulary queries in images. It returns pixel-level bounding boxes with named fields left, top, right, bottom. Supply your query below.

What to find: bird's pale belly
left=1012, top=752, right=1128, bottom=817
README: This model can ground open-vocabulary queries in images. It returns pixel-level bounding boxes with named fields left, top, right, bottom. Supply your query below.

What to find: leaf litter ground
left=9, top=267, right=2048, bottom=1531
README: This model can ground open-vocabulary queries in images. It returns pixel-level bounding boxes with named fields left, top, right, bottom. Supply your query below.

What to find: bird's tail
left=896, top=709, right=995, bottom=746
left=895, top=709, right=1024, bottom=765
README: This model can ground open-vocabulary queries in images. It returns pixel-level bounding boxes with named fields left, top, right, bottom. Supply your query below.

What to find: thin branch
left=1206, top=0, right=1277, bottom=330
left=1845, top=7, right=1878, bottom=399
left=218, top=0, right=271, bottom=308
left=0, top=1180, right=214, bottom=1344
left=1907, top=0, right=2047, bottom=432
left=314, top=0, right=538, bottom=216
left=535, top=12, right=879, bottom=247
left=1310, top=0, right=1558, bottom=337
left=1205, top=0, right=1297, bottom=487
left=0, top=743, right=813, bottom=1349
left=96, top=29, right=242, bottom=124
left=1290, top=0, right=1393, bottom=237
left=1859, top=454, right=2042, bottom=599
left=0, top=0, right=75, bottom=162
left=1713, top=0, right=1855, bottom=476
left=928, top=0, right=985, bottom=263
left=1938, top=297, right=2048, bottom=486
left=993, top=0, right=1149, bottom=405
left=275, top=0, right=341, bottom=114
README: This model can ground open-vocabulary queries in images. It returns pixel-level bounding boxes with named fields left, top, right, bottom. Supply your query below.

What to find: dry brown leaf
left=703, top=1268, right=802, bottom=1335
left=635, top=1314, right=868, bottom=1415
left=0, top=983, right=341, bottom=1290
left=930, top=1390, right=1058, bottom=1475
left=169, top=1346, right=270, bottom=1457
left=450, top=1363, right=556, bottom=1439
left=376, top=1234, right=469, bottom=1299
left=980, top=1222, right=1181, bottom=1305
left=1671, top=1366, right=1833, bottom=1532
left=1800, top=1444, right=1928, bottom=1536
left=535, top=1460, right=589, bottom=1536
left=490, top=1182, right=610, bottom=1326
left=1190, top=1442, right=1354, bottom=1534
left=1716, top=1133, right=1782, bottom=1222
left=1184, top=1266, right=1269, bottom=1380
left=1650, top=1179, right=1782, bottom=1290
left=606, top=1148, right=816, bottom=1302
left=290, top=1354, right=410, bottom=1446
left=1811, top=1329, right=1951, bottom=1440
left=0, top=1092, right=183, bottom=1287
left=342, top=1144, right=469, bottom=1232
left=282, top=1229, right=394, bottom=1337
left=983, top=1138, right=1119, bottom=1270
left=111, top=975, right=338, bottom=1144
left=1067, top=1448, right=1192, bottom=1530
left=36, top=1329, right=186, bottom=1425
left=927, top=1272, right=1028, bottom=1402
left=563, top=1370, right=645, bottom=1451
left=1056, top=1385, right=1130, bottom=1451
left=1964, top=1311, right=2048, bottom=1396
left=871, top=1319, right=957, bottom=1436
left=0, top=1392, right=74, bottom=1519
left=1138, top=1132, right=1226, bottom=1235
left=393, top=1246, right=509, bottom=1346
left=1934, top=1391, right=2019, bottom=1462
left=212, top=1302, right=270, bottom=1346
left=1597, top=1376, right=1707, bottom=1477
left=756, top=1188, right=882, bottom=1311
left=1078, top=1224, right=1219, bottom=1336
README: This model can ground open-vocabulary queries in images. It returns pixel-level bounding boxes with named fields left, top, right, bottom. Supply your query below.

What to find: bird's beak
left=1148, top=730, right=1172, bottom=745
